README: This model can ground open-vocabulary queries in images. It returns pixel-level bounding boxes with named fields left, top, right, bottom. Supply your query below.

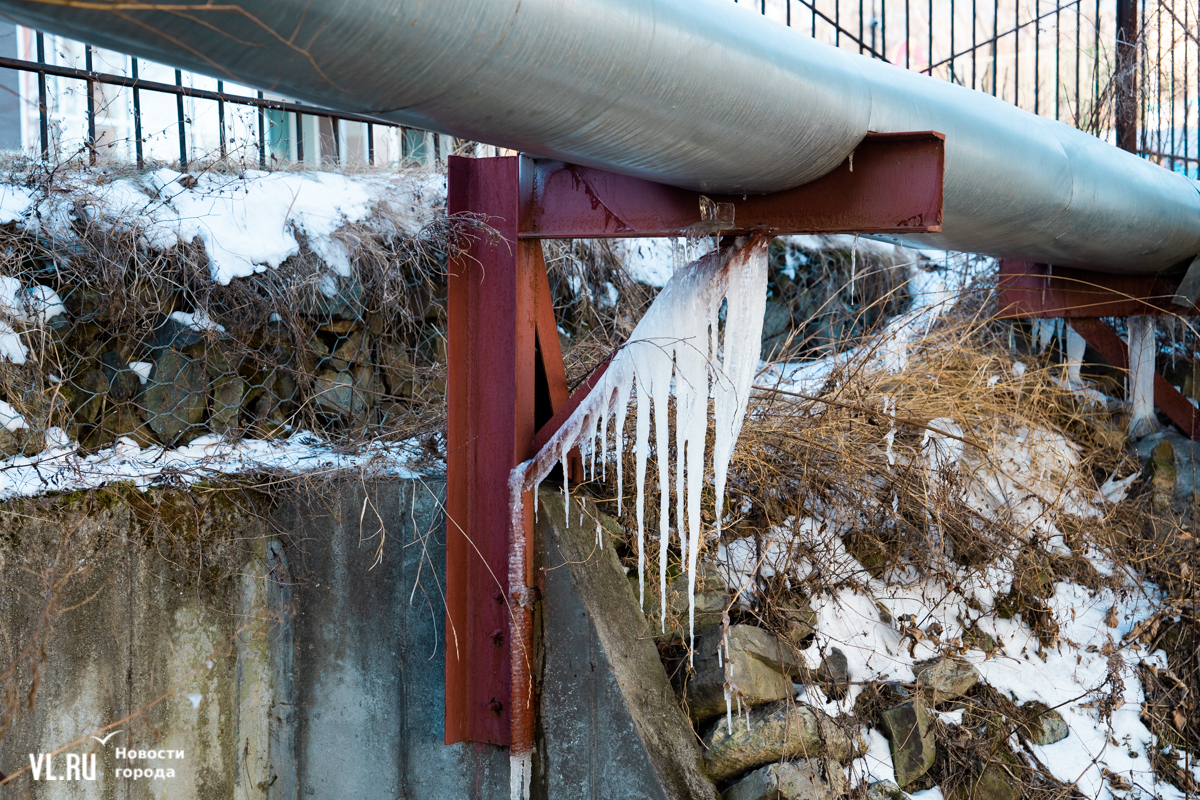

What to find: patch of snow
left=0, top=184, right=33, bottom=224
left=169, top=310, right=226, bottom=333
left=0, top=430, right=425, bottom=501
left=19, top=284, right=65, bottom=323
left=128, top=361, right=152, bottom=384
left=0, top=320, right=26, bottom=364
left=0, top=400, right=26, bottom=431
left=20, top=168, right=443, bottom=284
left=613, top=238, right=677, bottom=287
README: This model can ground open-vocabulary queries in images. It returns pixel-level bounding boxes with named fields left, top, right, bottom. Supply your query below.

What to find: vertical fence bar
left=992, top=0, right=1000, bottom=94
left=331, top=117, right=340, bottom=165
left=928, top=0, right=933, bottom=72
left=85, top=44, right=96, bottom=165
left=860, top=0, right=865, bottom=53
left=131, top=56, right=143, bottom=169
left=1141, top=0, right=1150, bottom=158
left=882, top=0, right=887, bottom=57
left=35, top=32, right=47, bottom=160
left=296, top=111, right=305, bottom=164
left=1094, top=0, right=1101, bottom=128
left=1170, top=3, right=1177, bottom=168
left=1015, top=0, right=1021, bottom=106
left=972, top=0, right=978, bottom=87
left=1157, top=0, right=1163, bottom=156
left=950, top=0, right=956, bottom=81
left=367, top=123, right=375, bottom=166
left=257, top=90, right=266, bottom=168
left=906, top=0, right=912, bottom=66
left=1182, top=0, right=1189, bottom=171
left=175, top=68, right=187, bottom=170
left=1035, top=0, right=1042, bottom=114
left=216, top=79, right=227, bottom=160
left=1055, top=0, right=1062, bottom=118
left=1075, top=0, right=1082, bottom=121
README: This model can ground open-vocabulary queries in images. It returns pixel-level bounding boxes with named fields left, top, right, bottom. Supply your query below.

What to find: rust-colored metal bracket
left=445, top=133, right=946, bottom=748
left=998, top=259, right=1200, bottom=441
left=997, top=259, right=1197, bottom=318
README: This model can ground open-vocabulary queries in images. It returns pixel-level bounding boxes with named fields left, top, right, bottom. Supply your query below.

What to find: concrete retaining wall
left=0, top=481, right=712, bottom=800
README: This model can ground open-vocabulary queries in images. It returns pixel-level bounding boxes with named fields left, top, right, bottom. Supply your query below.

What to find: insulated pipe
left=1, top=0, right=1197, bottom=272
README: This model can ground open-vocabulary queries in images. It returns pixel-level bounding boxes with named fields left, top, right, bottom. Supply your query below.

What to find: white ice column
left=1126, top=316, right=1159, bottom=439
left=1064, top=323, right=1086, bottom=389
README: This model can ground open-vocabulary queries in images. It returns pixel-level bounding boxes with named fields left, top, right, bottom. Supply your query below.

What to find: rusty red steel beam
left=530, top=353, right=614, bottom=456
left=445, top=135, right=947, bottom=750
left=446, top=157, right=545, bottom=747
left=520, top=132, right=945, bottom=239
left=1068, top=318, right=1200, bottom=440
left=998, top=259, right=1199, bottom=318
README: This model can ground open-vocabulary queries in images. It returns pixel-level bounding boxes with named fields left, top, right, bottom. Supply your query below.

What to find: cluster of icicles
left=512, top=234, right=769, bottom=640
left=507, top=236, right=768, bottom=800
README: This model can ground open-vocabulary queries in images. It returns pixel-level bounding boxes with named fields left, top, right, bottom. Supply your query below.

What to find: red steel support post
left=445, top=156, right=573, bottom=747
left=446, top=156, right=535, bottom=746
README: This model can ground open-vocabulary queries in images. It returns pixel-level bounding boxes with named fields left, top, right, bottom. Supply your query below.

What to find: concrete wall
left=0, top=480, right=509, bottom=800
left=0, top=481, right=710, bottom=800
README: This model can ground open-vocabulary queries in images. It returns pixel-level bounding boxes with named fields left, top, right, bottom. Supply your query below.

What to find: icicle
left=600, top=392, right=609, bottom=483
left=615, top=375, right=631, bottom=517
left=562, top=451, right=569, bottom=526
left=583, top=407, right=600, bottom=479
left=596, top=516, right=603, bottom=548
left=509, top=751, right=532, bottom=800
left=656, top=379, right=671, bottom=633
left=1064, top=323, right=1086, bottom=389
left=1127, top=316, right=1158, bottom=438
left=635, top=379, right=649, bottom=611
left=850, top=234, right=859, bottom=300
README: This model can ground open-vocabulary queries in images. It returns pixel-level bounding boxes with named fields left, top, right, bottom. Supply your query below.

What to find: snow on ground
left=8, top=166, right=445, bottom=284
left=0, top=429, right=428, bottom=500
left=715, top=508, right=1196, bottom=799
left=718, top=250, right=1197, bottom=799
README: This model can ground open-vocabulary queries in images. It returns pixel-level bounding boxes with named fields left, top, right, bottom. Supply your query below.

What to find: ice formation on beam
left=514, top=234, right=769, bottom=646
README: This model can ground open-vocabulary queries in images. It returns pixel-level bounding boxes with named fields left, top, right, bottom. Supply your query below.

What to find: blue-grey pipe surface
left=1, top=0, right=1197, bottom=272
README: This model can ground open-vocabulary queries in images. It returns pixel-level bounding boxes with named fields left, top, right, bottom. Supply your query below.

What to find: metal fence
left=744, top=0, right=1197, bottom=175
left=5, top=30, right=445, bottom=170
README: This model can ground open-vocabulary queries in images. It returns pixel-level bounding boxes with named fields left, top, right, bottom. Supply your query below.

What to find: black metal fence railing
left=8, top=34, right=438, bottom=170
left=745, top=0, right=1199, bottom=177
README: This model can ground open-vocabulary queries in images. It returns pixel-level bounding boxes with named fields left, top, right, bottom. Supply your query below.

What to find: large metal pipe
left=2, top=0, right=1197, bottom=272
